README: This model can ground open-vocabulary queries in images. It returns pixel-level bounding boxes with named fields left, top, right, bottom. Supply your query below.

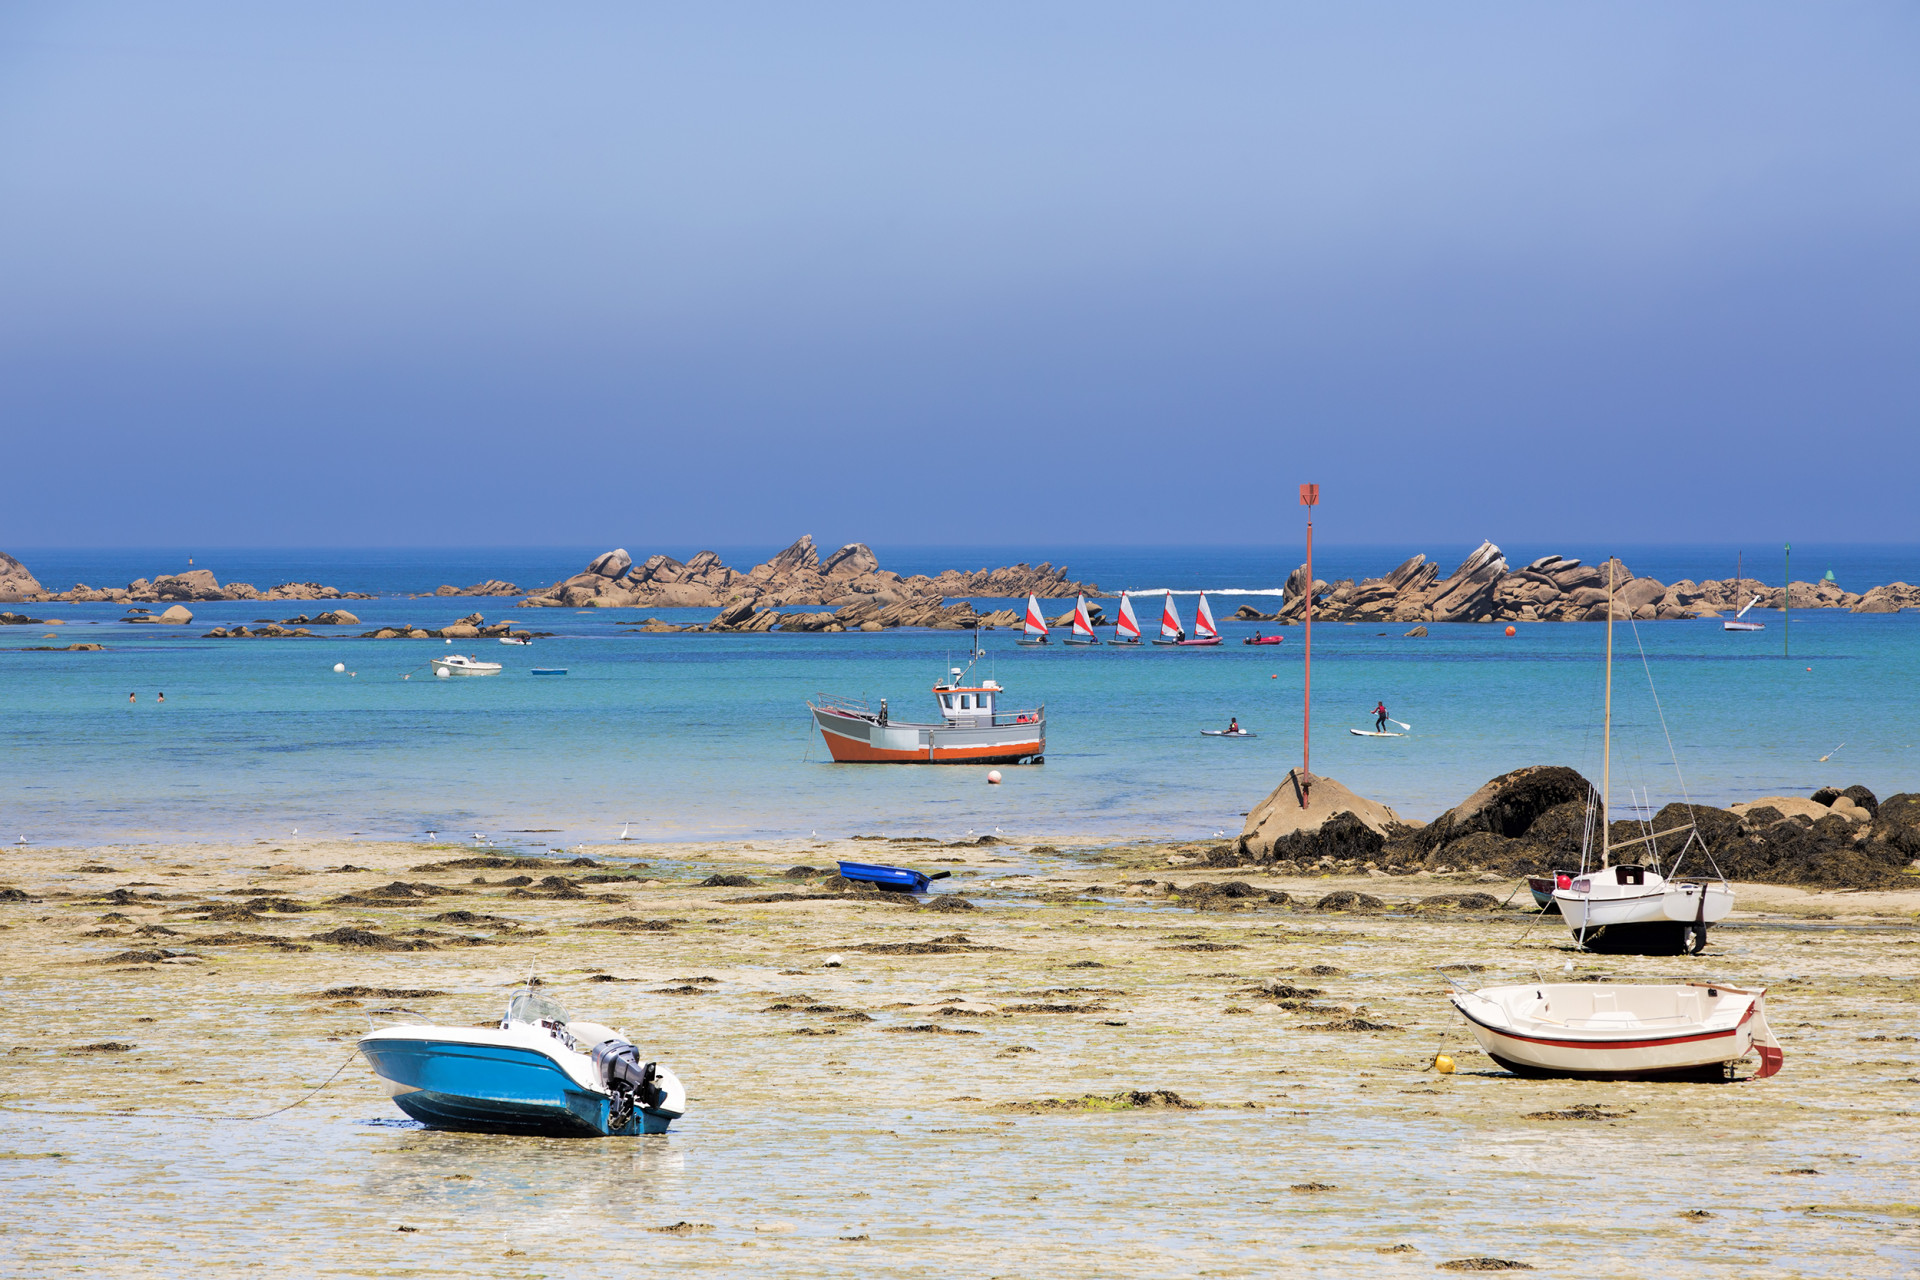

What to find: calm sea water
left=3, top=545, right=1917, bottom=846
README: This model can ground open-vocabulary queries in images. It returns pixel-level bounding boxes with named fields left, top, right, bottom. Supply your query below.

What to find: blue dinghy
left=836, top=860, right=953, bottom=894
left=358, top=988, right=686, bottom=1137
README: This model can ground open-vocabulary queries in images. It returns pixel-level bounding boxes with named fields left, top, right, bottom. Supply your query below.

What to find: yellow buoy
left=1433, top=1054, right=1455, bottom=1074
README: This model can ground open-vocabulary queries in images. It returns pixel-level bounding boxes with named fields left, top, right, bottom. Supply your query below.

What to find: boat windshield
left=506, top=989, right=570, bottom=1027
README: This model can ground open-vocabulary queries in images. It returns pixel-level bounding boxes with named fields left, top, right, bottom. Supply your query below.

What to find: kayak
left=1202, top=730, right=1258, bottom=738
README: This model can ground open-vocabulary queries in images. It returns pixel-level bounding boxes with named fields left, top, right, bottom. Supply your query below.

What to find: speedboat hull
left=1242, top=637, right=1283, bottom=645
left=1450, top=982, right=1782, bottom=1081
left=430, top=656, right=503, bottom=676
left=359, top=1025, right=684, bottom=1138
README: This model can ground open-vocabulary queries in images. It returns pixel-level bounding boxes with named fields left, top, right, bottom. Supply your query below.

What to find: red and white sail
left=1159, top=593, right=1184, bottom=640
left=1071, top=594, right=1097, bottom=638
left=1194, top=593, right=1219, bottom=640
left=1023, top=594, right=1049, bottom=638
left=1115, top=592, right=1141, bottom=640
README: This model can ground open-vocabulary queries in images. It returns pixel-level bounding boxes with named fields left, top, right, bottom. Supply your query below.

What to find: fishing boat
left=1111, top=591, right=1142, bottom=645
left=835, top=861, right=954, bottom=893
left=1017, top=593, right=1050, bottom=646
left=1180, top=593, right=1222, bottom=645
left=1448, top=979, right=1783, bottom=1081
left=430, top=654, right=503, bottom=676
left=1152, top=594, right=1185, bottom=645
left=1723, top=552, right=1766, bottom=632
left=1064, top=594, right=1103, bottom=646
left=358, top=987, right=688, bottom=1137
left=1552, top=565, right=1734, bottom=955
left=808, top=650, right=1045, bottom=764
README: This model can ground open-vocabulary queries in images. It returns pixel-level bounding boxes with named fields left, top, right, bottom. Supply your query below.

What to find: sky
left=2, top=3, right=1917, bottom=550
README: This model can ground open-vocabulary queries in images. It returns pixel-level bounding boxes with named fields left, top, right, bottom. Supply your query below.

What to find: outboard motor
left=590, top=1038, right=665, bottom=1130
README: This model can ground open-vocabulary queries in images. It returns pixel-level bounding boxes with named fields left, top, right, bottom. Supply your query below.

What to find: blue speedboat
left=358, top=988, right=686, bottom=1137
left=836, top=860, right=954, bottom=894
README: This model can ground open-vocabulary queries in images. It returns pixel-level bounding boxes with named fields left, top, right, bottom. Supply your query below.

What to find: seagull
left=291, top=828, right=298, bottom=836
left=14, top=836, right=25, bottom=846
left=425, top=830, right=436, bottom=840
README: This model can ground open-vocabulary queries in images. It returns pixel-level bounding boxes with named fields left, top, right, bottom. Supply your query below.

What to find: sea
left=4, top=542, right=1918, bottom=848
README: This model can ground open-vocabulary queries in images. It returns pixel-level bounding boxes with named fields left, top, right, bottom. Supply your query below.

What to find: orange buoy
left=1505, top=625, right=1516, bottom=637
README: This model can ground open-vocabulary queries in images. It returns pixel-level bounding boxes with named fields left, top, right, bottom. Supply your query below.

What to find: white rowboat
left=1450, top=980, right=1782, bottom=1081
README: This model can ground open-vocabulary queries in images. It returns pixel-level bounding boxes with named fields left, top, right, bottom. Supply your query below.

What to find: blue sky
left=2, top=3, right=1916, bottom=549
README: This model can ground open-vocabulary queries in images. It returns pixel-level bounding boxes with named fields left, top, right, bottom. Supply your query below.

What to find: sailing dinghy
left=1111, top=591, right=1142, bottom=645
left=1723, top=552, right=1765, bottom=632
left=1065, top=594, right=1103, bottom=645
left=1180, top=593, right=1222, bottom=646
left=1152, top=594, right=1185, bottom=645
left=1018, top=593, right=1050, bottom=646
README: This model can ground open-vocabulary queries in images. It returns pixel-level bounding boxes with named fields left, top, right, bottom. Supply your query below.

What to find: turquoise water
left=4, top=547, right=1918, bottom=845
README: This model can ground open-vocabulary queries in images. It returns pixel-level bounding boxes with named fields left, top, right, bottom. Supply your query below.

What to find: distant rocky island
left=2, top=540, right=1914, bottom=634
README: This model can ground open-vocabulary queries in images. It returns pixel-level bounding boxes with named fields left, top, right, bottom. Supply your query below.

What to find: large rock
left=1415, top=765, right=1593, bottom=853
left=822, top=543, right=880, bottom=579
left=586, top=549, right=633, bottom=580
left=1238, top=770, right=1405, bottom=861
left=1425, top=541, right=1510, bottom=622
left=156, top=604, right=193, bottom=625
left=0, top=552, right=43, bottom=601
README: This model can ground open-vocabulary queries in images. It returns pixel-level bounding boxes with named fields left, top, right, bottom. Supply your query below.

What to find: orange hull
left=820, top=734, right=1044, bottom=764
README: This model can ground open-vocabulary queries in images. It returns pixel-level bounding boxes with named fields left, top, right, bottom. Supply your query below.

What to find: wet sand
left=2, top=835, right=1917, bottom=1277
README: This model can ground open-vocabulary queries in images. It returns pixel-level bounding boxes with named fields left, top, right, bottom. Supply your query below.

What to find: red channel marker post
left=1299, top=483, right=1318, bottom=806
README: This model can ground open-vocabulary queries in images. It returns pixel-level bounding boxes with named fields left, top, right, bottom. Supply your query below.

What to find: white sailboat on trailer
left=1181, top=593, right=1222, bottom=646
left=1112, top=591, right=1142, bottom=645
left=1065, top=594, right=1102, bottom=646
left=1152, top=593, right=1185, bottom=645
left=1552, top=563, right=1735, bottom=955
left=1018, top=593, right=1050, bottom=646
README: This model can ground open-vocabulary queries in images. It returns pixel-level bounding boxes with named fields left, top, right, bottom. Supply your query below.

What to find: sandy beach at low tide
left=3, top=835, right=1917, bottom=1277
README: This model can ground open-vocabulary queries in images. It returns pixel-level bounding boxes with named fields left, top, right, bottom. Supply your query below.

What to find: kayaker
left=1373, top=701, right=1388, bottom=732
left=1228, top=717, right=1241, bottom=734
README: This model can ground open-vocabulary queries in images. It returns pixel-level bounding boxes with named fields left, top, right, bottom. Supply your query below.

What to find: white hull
left=431, top=655, right=503, bottom=675
left=1450, top=982, right=1781, bottom=1080
left=1722, top=621, right=1764, bottom=632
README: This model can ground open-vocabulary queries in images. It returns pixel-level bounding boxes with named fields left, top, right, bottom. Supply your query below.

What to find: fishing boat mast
left=1299, top=483, right=1318, bottom=806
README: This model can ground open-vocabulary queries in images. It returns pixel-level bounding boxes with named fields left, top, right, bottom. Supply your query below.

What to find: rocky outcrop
left=430, top=581, right=521, bottom=597
left=355, top=612, right=539, bottom=641
left=1263, top=543, right=1904, bottom=625
left=156, top=605, right=193, bottom=625
left=0, top=552, right=44, bottom=601
left=29, top=564, right=373, bottom=604
left=517, top=537, right=1099, bottom=617
left=0, top=611, right=44, bottom=625
left=1234, top=770, right=1407, bottom=863
left=1415, top=766, right=1594, bottom=852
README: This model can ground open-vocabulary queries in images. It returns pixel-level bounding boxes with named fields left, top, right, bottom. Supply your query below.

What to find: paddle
left=1390, top=718, right=1412, bottom=731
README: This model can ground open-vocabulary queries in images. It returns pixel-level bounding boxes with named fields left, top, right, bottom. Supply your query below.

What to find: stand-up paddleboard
left=1202, top=729, right=1258, bottom=738
left=1349, top=728, right=1403, bottom=737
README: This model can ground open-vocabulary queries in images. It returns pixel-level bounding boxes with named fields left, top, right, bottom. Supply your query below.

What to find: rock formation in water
left=1238, top=541, right=1916, bottom=625
left=516, top=535, right=1098, bottom=616
left=11, top=558, right=375, bottom=605
left=0, top=552, right=43, bottom=601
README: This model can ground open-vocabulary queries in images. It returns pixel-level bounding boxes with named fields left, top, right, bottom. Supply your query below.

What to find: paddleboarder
left=1373, top=701, right=1388, bottom=732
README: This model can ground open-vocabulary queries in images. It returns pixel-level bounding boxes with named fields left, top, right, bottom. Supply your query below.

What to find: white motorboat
left=498, top=636, right=531, bottom=645
left=1550, top=564, right=1734, bottom=954
left=431, top=654, right=503, bottom=676
left=1449, top=980, right=1782, bottom=1081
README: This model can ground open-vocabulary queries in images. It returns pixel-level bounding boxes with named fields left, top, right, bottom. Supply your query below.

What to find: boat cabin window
left=1616, top=866, right=1646, bottom=886
left=507, top=989, right=570, bottom=1027
left=941, top=695, right=955, bottom=711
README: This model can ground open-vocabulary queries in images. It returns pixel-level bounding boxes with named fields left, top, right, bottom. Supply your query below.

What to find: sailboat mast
left=1602, top=560, right=1613, bottom=868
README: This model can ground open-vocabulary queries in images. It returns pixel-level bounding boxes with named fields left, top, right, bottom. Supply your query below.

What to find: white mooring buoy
left=333, top=662, right=346, bottom=673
